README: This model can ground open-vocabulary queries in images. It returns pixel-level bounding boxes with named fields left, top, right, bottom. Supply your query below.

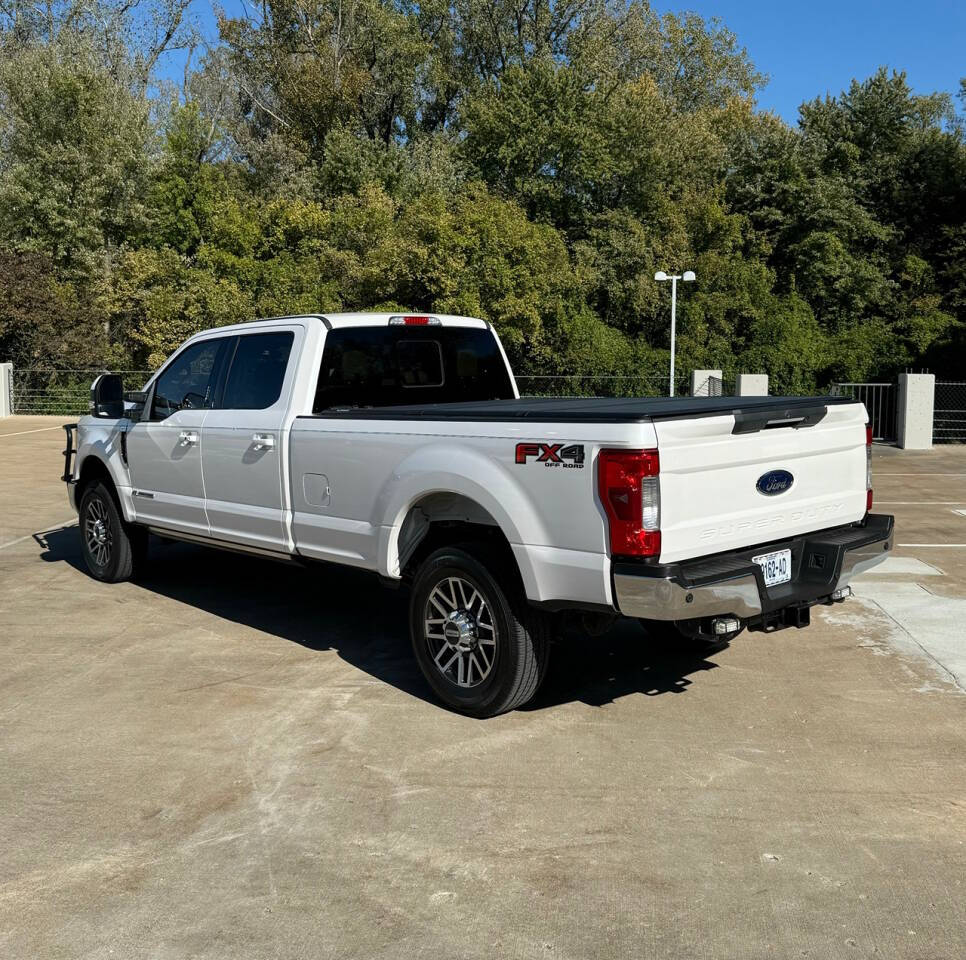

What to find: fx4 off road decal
left=514, top=442, right=585, bottom=469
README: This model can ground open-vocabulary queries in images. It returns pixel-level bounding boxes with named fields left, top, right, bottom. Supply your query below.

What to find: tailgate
left=655, top=401, right=868, bottom=563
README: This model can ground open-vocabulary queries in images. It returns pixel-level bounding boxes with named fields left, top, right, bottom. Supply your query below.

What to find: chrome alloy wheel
left=84, top=497, right=113, bottom=567
left=424, top=577, right=496, bottom=688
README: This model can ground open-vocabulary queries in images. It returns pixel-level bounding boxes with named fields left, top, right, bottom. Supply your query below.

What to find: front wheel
left=409, top=544, right=550, bottom=717
left=79, top=480, right=147, bottom=583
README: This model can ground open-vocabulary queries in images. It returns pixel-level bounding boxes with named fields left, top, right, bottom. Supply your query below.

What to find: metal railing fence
left=11, top=367, right=701, bottom=413
left=705, top=375, right=735, bottom=397
left=11, top=369, right=153, bottom=416
left=934, top=382, right=966, bottom=443
left=830, top=382, right=897, bottom=442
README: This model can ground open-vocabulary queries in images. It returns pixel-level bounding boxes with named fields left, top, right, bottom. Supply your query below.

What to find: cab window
left=151, top=339, right=227, bottom=421
left=221, top=332, right=294, bottom=409
left=313, top=327, right=513, bottom=412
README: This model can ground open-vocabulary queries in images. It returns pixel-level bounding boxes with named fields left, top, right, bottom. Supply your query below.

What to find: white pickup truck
left=64, top=312, right=893, bottom=715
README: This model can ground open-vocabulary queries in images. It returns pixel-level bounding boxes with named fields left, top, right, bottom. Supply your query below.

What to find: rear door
left=126, top=336, right=230, bottom=535
left=201, top=328, right=299, bottom=553
left=654, top=401, right=869, bottom=563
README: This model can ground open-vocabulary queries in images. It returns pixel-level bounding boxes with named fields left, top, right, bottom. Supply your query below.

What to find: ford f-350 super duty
left=63, top=313, right=894, bottom=716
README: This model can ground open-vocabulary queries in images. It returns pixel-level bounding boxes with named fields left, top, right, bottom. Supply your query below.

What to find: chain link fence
left=11, top=369, right=152, bottom=416
left=934, top=382, right=966, bottom=443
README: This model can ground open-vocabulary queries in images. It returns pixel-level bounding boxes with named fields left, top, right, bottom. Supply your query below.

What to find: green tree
left=0, top=251, right=110, bottom=367
left=0, top=46, right=153, bottom=273
left=2, top=0, right=965, bottom=393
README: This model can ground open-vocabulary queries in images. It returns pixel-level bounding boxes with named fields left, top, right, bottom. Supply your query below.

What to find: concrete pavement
left=851, top=444, right=966, bottom=690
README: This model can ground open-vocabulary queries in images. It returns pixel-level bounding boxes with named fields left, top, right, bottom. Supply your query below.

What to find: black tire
left=79, top=480, right=148, bottom=583
left=409, top=544, right=551, bottom=717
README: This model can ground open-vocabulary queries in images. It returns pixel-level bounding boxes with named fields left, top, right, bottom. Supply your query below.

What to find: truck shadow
left=37, top=528, right=724, bottom=711
left=527, top=627, right=722, bottom=710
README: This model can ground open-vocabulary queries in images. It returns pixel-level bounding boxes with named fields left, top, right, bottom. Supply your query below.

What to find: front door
left=126, top=337, right=230, bottom=535
left=201, top=329, right=297, bottom=553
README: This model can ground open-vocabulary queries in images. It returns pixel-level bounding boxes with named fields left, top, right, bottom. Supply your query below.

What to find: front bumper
left=612, top=514, right=894, bottom=624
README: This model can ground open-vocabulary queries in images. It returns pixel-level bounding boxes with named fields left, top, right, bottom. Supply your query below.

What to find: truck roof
left=323, top=312, right=488, bottom=329
left=243, top=312, right=489, bottom=330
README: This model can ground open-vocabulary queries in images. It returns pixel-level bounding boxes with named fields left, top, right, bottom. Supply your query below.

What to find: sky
left=171, top=0, right=966, bottom=126
left=658, top=0, right=966, bottom=122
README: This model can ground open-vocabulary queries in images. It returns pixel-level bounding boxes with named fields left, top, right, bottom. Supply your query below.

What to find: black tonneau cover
left=308, top=394, right=855, bottom=424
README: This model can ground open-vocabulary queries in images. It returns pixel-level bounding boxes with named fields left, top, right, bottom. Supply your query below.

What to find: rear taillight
left=389, top=315, right=440, bottom=326
left=865, top=424, right=873, bottom=513
left=598, top=449, right=661, bottom=558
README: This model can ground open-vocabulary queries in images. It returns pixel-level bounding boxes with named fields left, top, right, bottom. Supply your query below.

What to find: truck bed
left=311, top=394, right=854, bottom=423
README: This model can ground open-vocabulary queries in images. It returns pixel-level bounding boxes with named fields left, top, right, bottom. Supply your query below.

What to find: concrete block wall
left=688, top=370, right=768, bottom=396
left=0, top=363, right=12, bottom=418
left=737, top=374, right=768, bottom=396
left=897, top=373, right=935, bottom=449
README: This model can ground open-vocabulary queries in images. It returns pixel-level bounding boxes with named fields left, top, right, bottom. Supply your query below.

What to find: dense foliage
left=1, top=0, right=964, bottom=391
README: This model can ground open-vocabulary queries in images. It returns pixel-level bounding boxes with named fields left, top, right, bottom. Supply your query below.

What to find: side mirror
left=90, top=374, right=124, bottom=419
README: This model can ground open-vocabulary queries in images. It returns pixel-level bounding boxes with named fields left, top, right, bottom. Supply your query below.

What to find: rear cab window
left=313, top=326, right=514, bottom=412
left=221, top=331, right=295, bottom=410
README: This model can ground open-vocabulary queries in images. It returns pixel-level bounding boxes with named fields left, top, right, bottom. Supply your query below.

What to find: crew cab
left=63, top=313, right=894, bottom=716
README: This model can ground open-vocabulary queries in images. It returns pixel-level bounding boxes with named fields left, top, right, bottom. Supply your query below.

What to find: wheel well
left=77, top=456, right=115, bottom=505
left=398, top=494, right=517, bottom=582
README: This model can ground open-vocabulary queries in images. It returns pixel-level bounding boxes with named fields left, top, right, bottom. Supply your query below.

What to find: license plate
left=753, top=548, right=792, bottom=587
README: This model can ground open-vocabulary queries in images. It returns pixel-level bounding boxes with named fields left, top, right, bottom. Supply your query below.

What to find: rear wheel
left=79, top=480, right=147, bottom=583
left=409, top=545, right=550, bottom=717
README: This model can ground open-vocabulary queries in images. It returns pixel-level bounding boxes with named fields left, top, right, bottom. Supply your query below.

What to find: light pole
left=654, top=270, right=695, bottom=397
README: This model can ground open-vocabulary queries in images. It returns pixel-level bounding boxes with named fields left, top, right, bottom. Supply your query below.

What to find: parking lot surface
left=2, top=417, right=966, bottom=959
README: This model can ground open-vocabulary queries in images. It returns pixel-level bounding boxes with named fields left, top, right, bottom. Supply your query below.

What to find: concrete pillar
left=0, top=363, right=12, bottom=417
left=736, top=374, right=768, bottom=396
left=690, top=369, right=722, bottom=397
left=897, top=373, right=935, bottom=449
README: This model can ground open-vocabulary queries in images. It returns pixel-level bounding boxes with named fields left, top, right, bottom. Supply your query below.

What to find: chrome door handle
left=252, top=433, right=275, bottom=451
left=178, top=430, right=199, bottom=446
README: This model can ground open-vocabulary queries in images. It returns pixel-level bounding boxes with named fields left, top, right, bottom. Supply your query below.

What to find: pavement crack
left=863, top=597, right=966, bottom=695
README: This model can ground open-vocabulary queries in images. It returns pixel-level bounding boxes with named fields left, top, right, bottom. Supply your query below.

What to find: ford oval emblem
left=757, top=469, right=794, bottom=496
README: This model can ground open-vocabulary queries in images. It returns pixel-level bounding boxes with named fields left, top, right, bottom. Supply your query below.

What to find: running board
left=145, top=526, right=302, bottom=564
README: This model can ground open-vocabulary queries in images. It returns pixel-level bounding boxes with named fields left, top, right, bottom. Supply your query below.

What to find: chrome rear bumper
left=614, top=569, right=763, bottom=620
left=613, top=514, right=894, bottom=622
